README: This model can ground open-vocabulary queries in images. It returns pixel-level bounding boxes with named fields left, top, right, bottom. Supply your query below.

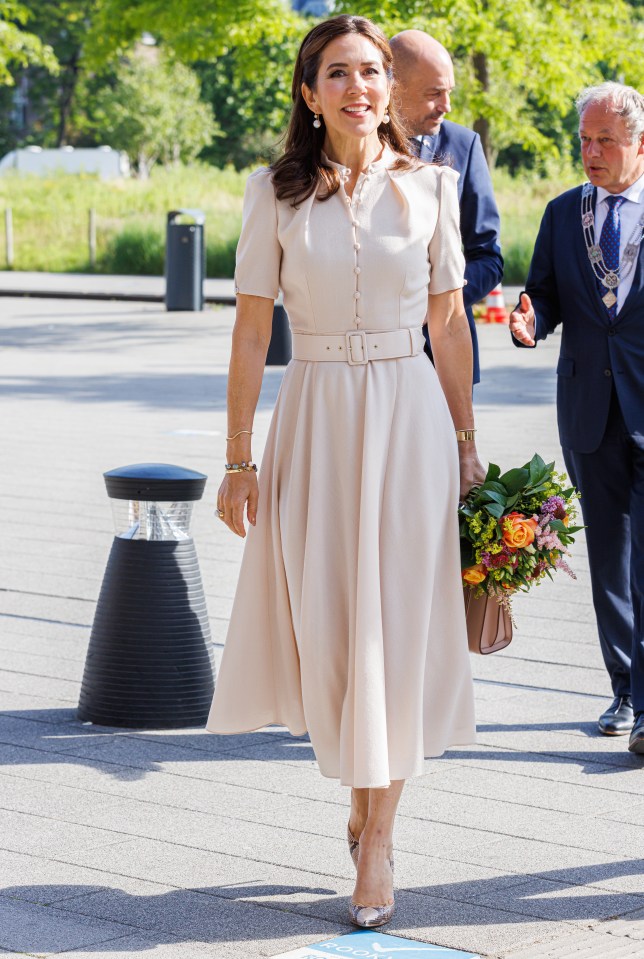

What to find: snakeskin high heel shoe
left=349, top=898, right=395, bottom=928
left=348, top=849, right=395, bottom=928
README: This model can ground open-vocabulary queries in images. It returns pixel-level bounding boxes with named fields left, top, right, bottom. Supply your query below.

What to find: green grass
left=0, top=162, right=580, bottom=282
left=493, top=167, right=579, bottom=285
left=0, top=163, right=246, bottom=275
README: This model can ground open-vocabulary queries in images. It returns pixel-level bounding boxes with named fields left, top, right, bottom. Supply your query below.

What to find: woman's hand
left=216, top=472, right=259, bottom=538
left=458, top=442, right=486, bottom=502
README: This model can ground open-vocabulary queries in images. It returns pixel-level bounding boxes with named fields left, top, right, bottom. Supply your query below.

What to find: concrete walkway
left=0, top=272, right=236, bottom=305
left=0, top=297, right=643, bottom=959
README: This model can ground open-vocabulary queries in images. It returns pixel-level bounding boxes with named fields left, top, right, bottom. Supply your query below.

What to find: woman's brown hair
left=272, top=14, right=416, bottom=206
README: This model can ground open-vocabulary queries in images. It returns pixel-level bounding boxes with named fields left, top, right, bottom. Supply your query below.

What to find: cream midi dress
left=207, top=146, right=476, bottom=788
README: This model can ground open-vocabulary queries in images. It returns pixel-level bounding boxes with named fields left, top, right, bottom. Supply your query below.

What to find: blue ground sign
left=273, top=930, right=480, bottom=959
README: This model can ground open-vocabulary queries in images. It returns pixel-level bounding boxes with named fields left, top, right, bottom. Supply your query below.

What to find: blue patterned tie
left=597, top=195, right=624, bottom=321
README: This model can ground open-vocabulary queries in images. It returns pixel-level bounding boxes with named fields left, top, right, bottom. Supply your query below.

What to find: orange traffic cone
left=484, top=284, right=508, bottom=323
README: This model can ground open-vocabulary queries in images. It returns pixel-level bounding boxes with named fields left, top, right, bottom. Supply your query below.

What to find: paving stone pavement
left=1, top=296, right=643, bottom=958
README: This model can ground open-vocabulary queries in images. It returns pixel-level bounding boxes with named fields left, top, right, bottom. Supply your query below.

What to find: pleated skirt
left=206, top=352, right=476, bottom=787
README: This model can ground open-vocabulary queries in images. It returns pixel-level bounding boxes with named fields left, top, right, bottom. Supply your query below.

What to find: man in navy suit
left=511, top=83, right=644, bottom=754
left=390, top=30, right=503, bottom=386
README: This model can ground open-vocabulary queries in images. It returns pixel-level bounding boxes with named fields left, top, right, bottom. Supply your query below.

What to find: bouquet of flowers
left=459, top=454, right=583, bottom=618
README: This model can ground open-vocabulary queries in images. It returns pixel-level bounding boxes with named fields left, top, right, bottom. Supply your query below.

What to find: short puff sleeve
left=234, top=168, right=282, bottom=299
left=428, top=167, right=466, bottom=295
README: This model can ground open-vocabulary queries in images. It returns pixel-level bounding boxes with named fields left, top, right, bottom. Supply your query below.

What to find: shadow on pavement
left=1, top=710, right=641, bottom=779
left=0, top=371, right=284, bottom=411
left=0, top=710, right=314, bottom=780
left=476, top=364, right=556, bottom=406
left=0, top=319, right=215, bottom=350
left=442, top=749, right=641, bottom=773
left=477, top=721, right=599, bottom=736
left=3, top=857, right=644, bottom=950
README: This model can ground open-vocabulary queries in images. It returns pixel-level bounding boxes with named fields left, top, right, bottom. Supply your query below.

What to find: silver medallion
left=580, top=182, right=644, bottom=307
left=602, top=290, right=617, bottom=308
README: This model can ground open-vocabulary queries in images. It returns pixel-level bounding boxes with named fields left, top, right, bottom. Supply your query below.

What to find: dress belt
left=291, top=327, right=425, bottom=366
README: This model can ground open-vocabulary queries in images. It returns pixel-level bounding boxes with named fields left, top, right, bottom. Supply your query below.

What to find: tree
left=0, top=0, right=57, bottom=84
left=195, top=36, right=299, bottom=170
left=82, top=0, right=307, bottom=171
left=336, top=0, right=644, bottom=168
left=85, top=0, right=303, bottom=66
left=18, top=0, right=98, bottom=145
left=87, top=53, right=218, bottom=176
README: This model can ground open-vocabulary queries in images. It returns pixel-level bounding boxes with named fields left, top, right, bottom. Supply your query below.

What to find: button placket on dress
left=339, top=166, right=372, bottom=331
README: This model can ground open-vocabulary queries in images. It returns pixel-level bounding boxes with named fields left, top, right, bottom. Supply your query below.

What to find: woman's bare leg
left=352, top=779, right=405, bottom=906
left=349, top=787, right=369, bottom=840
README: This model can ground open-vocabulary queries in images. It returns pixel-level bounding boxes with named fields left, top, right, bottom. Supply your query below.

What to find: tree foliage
left=82, top=0, right=308, bottom=170
left=195, top=36, right=299, bottom=170
left=0, top=0, right=57, bottom=83
left=5, top=0, right=644, bottom=174
left=85, top=0, right=303, bottom=67
left=336, top=0, right=644, bottom=167
left=86, top=54, right=218, bottom=177
left=12, top=0, right=97, bottom=144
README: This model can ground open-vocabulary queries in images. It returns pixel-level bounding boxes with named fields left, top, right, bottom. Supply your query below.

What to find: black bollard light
left=78, top=463, right=215, bottom=728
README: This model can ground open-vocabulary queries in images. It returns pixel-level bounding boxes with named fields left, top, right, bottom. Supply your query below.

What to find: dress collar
left=321, top=143, right=398, bottom=179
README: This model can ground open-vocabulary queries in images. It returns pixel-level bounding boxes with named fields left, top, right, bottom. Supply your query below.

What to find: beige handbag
left=464, top=589, right=513, bottom=654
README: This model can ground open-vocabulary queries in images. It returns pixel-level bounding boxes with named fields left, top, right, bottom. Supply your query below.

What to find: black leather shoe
left=598, top=695, right=634, bottom=735
left=628, top=713, right=644, bottom=754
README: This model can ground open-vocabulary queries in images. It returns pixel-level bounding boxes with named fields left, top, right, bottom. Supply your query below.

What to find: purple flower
left=541, top=495, right=566, bottom=518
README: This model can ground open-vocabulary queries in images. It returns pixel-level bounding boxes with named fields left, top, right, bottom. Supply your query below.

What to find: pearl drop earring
left=313, top=113, right=321, bottom=129
left=382, top=109, right=390, bottom=125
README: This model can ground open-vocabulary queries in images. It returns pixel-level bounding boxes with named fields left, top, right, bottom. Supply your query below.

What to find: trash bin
left=165, top=209, right=205, bottom=311
left=266, top=301, right=292, bottom=365
left=77, top=463, right=215, bottom=728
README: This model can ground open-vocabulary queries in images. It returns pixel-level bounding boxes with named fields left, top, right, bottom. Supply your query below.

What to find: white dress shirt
left=595, top=170, right=644, bottom=311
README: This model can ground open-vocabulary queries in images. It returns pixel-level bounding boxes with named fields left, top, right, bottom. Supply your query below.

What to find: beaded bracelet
left=225, top=461, right=258, bottom=473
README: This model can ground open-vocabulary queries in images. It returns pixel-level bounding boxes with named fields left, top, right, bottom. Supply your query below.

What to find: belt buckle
left=346, top=330, right=368, bottom=365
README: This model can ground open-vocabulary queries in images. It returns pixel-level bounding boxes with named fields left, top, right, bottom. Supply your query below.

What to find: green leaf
left=484, top=501, right=506, bottom=519
left=484, top=462, right=501, bottom=482
left=484, top=481, right=509, bottom=495
left=480, top=490, right=508, bottom=506
left=499, top=467, right=530, bottom=494
left=529, top=453, right=547, bottom=483
left=548, top=519, right=567, bottom=531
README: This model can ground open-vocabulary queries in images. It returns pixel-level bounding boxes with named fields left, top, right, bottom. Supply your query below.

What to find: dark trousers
left=563, top=388, right=644, bottom=714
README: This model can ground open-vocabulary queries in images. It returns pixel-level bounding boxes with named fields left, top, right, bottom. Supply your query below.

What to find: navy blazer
left=516, top=184, right=644, bottom=454
left=421, top=120, right=504, bottom=384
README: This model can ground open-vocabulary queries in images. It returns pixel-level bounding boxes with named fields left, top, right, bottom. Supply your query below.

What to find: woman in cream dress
left=207, top=14, right=484, bottom=927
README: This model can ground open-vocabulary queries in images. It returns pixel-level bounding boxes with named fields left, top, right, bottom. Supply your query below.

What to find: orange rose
left=463, top=563, right=487, bottom=585
left=502, top=512, right=538, bottom=551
